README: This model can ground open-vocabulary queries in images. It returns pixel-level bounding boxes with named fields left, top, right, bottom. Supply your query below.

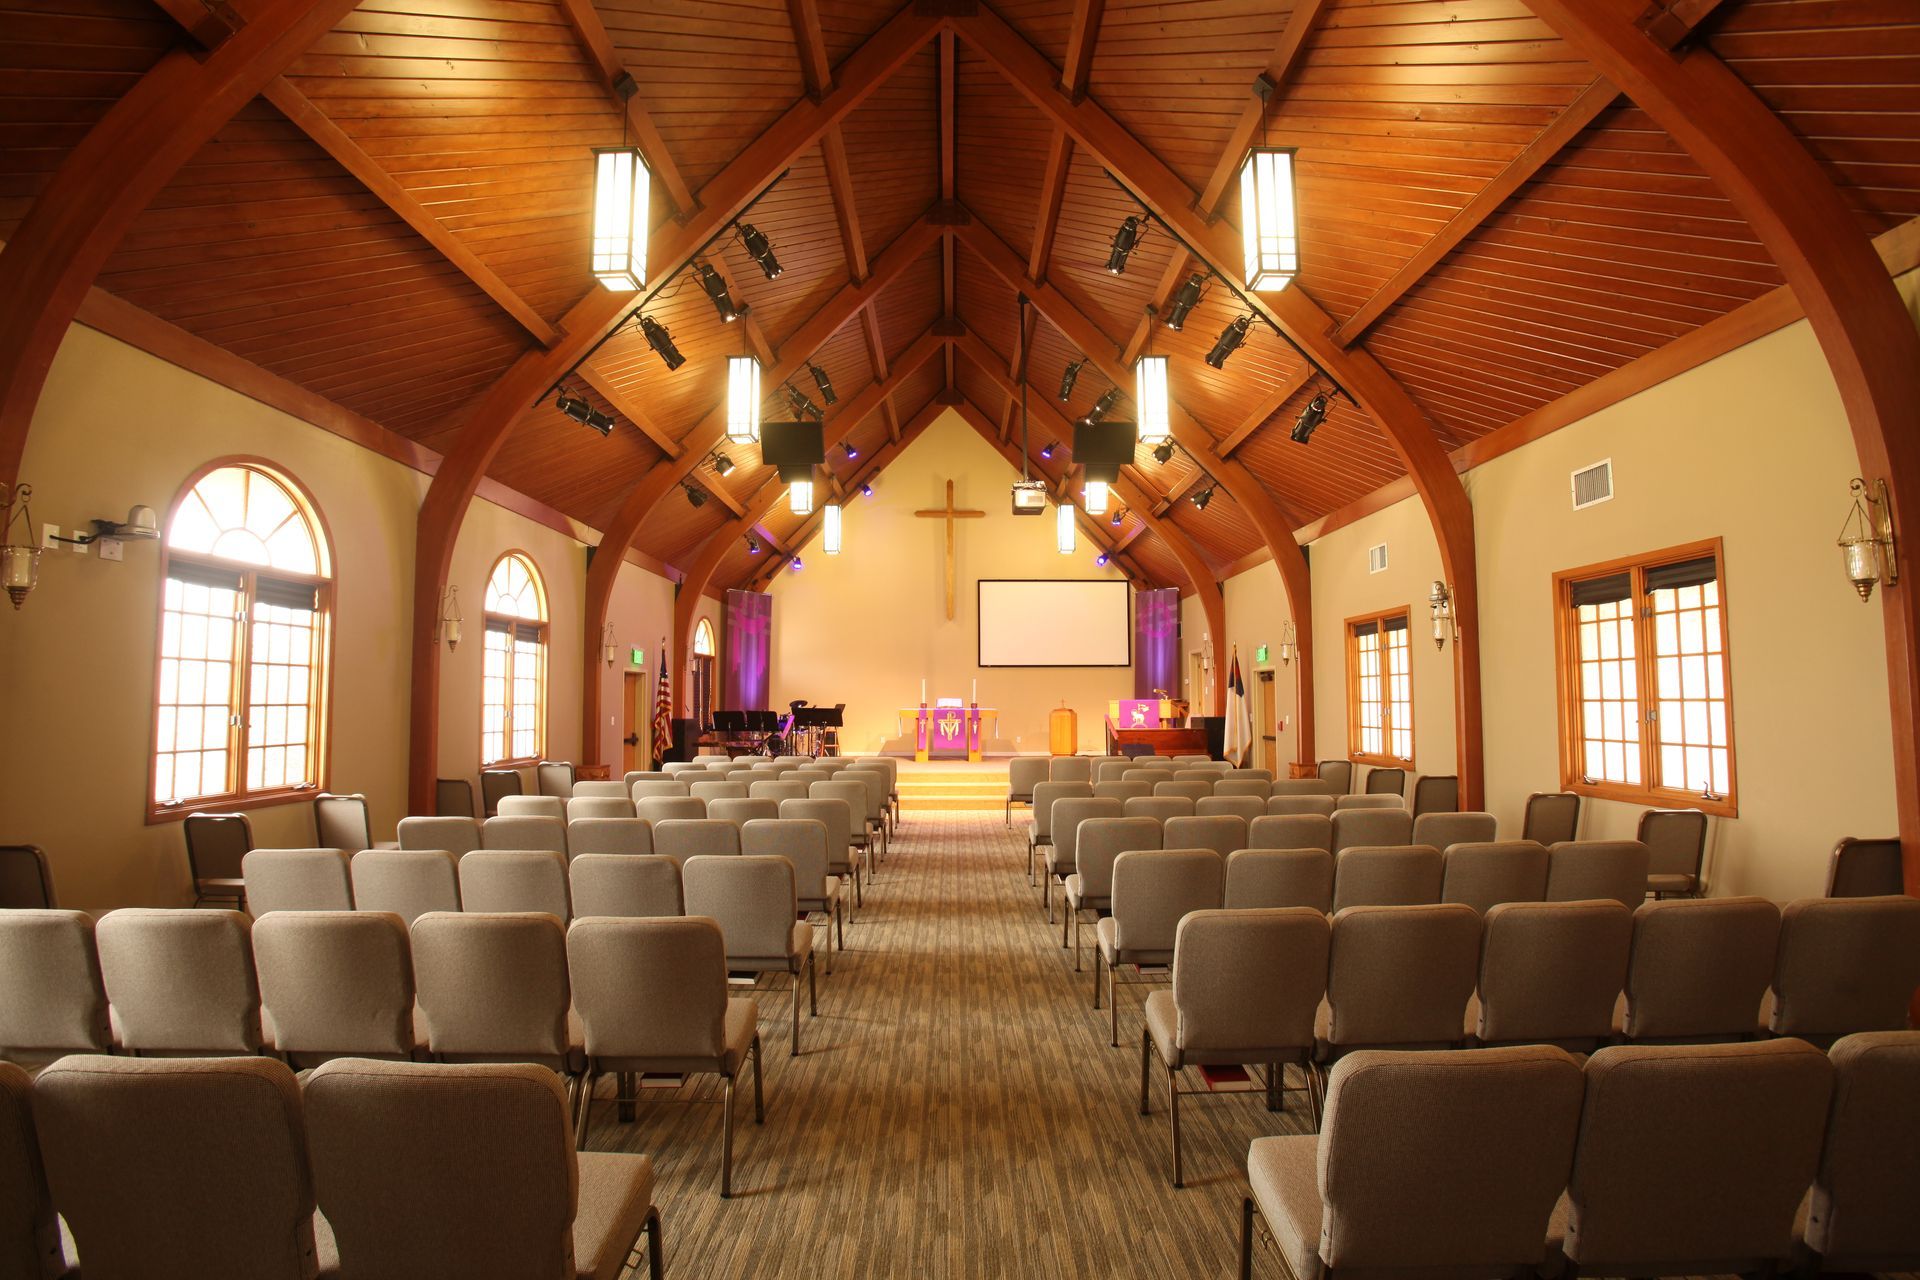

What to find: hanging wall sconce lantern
left=1429, top=579, right=1457, bottom=650
left=1, top=483, right=43, bottom=610
left=438, top=584, right=463, bottom=650
left=1277, top=620, right=1297, bottom=666
left=1838, top=477, right=1898, bottom=602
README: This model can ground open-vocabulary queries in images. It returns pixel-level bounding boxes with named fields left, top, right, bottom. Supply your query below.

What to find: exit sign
left=630, top=647, right=645, bottom=666
left=1255, top=644, right=1269, bottom=663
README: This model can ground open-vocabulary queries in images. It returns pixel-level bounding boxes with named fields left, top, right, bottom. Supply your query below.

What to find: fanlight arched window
left=689, top=617, right=717, bottom=730
left=482, top=552, right=547, bottom=765
left=153, top=462, right=332, bottom=814
left=692, top=618, right=716, bottom=656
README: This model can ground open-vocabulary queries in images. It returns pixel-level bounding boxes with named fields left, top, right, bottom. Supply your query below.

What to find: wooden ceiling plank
left=261, top=78, right=561, bottom=347
left=1335, top=77, right=1620, bottom=347
left=1220, top=364, right=1314, bottom=458
left=552, top=0, right=697, bottom=220
left=578, top=365, right=681, bottom=458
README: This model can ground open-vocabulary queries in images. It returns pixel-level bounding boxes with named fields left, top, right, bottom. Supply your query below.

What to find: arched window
left=483, top=552, right=547, bottom=765
left=692, top=618, right=716, bottom=656
left=153, top=462, right=332, bottom=815
left=689, top=617, right=717, bottom=730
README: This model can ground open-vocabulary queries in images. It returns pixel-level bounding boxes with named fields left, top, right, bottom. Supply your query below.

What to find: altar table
left=899, top=705, right=996, bottom=762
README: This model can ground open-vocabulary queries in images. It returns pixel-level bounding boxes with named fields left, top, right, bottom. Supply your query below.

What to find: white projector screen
left=977, top=579, right=1132, bottom=668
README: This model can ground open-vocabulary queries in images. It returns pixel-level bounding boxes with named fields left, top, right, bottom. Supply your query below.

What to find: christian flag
left=650, top=638, right=673, bottom=767
left=1222, top=647, right=1253, bottom=766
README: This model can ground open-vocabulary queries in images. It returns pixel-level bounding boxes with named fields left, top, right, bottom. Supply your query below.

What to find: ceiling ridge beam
left=259, top=77, right=561, bottom=348
left=553, top=0, right=697, bottom=219
left=1335, top=77, right=1619, bottom=347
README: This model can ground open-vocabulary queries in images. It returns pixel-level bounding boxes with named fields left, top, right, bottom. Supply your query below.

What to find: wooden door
left=623, top=671, right=643, bottom=773
left=1188, top=649, right=1207, bottom=715
left=1257, top=670, right=1277, bottom=775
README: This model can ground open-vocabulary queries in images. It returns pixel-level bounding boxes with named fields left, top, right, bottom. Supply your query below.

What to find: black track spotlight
left=1192, top=485, right=1215, bottom=511
left=1040, top=441, right=1057, bottom=460
left=711, top=452, right=735, bottom=477
left=1151, top=440, right=1176, bottom=465
left=1106, top=215, right=1141, bottom=275
left=1204, top=315, right=1252, bottom=369
left=841, top=441, right=859, bottom=460
left=1058, top=359, right=1085, bottom=403
left=639, top=316, right=685, bottom=371
left=684, top=482, right=707, bottom=508
left=783, top=384, right=822, bottom=421
left=809, top=362, right=837, bottom=405
left=746, top=535, right=761, bottom=554
left=1110, top=507, right=1125, bottom=526
left=696, top=262, right=745, bottom=323
left=1165, top=272, right=1206, bottom=331
left=555, top=389, right=615, bottom=436
left=1291, top=392, right=1330, bottom=445
left=1085, top=385, right=1123, bottom=425
left=738, top=223, right=782, bottom=279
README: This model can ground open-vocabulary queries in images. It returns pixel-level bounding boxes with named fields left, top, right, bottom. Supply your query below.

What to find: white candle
left=971, top=678, right=977, bottom=703
left=921, top=678, right=927, bottom=704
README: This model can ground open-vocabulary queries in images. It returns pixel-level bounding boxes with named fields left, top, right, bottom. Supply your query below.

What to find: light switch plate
left=98, top=538, right=123, bottom=562
left=40, top=523, right=59, bottom=549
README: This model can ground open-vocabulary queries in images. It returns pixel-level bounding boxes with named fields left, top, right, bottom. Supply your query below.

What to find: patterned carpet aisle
left=583, top=804, right=1314, bottom=1280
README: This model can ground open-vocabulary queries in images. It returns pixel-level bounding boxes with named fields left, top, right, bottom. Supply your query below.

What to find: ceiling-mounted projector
left=1010, top=480, right=1048, bottom=516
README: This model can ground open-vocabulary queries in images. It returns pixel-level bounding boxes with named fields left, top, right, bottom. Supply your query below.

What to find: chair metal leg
left=645, top=1205, right=664, bottom=1279
left=790, top=969, right=801, bottom=1057
left=1061, top=900, right=1072, bottom=949
left=1092, top=948, right=1102, bottom=1009
left=1168, top=1055, right=1184, bottom=1187
left=835, top=899, right=844, bottom=953
left=721, top=1076, right=735, bottom=1198
left=573, top=1068, right=595, bottom=1150
left=751, top=1034, right=765, bottom=1121
left=1044, top=874, right=1053, bottom=924
left=1109, top=962, right=1119, bottom=1047
left=1073, top=913, right=1083, bottom=971
left=617, top=1071, right=635, bottom=1123
left=1240, top=1197, right=1255, bottom=1280
left=1138, top=1027, right=1152, bottom=1115
left=808, top=951, right=818, bottom=1016
left=1267, top=1062, right=1281, bottom=1113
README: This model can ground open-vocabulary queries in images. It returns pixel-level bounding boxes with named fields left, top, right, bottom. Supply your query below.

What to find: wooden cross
left=914, top=479, right=985, bottom=620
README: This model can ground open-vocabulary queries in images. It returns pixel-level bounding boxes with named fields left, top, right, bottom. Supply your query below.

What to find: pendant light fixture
left=823, top=501, right=843, bottom=554
left=590, top=81, right=651, bottom=291
left=789, top=476, right=814, bottom=516
left=726, top=327, right=760, bottom=444
left=1083, top=480, right=1109, bottom=516
left=1240, top=78, right=1300, bottom=292
left=1135, top=307, right=1170, bottom=445
left=1057, top=500, right=1076, bottom=554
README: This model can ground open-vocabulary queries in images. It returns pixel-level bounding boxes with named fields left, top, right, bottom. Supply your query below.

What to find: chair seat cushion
left=592, top=998, right=758, bottom=1076
left=1248, top=1136, right=1325, bottom=1280
left=1145, top=990, right=1179, bottom=1064
left=1063, top=875, right=1108, bottom=913
left=573, top=1152, right=655, bottom=1280
left=1095, top=915, right=1172, bottom=966
left=1646, top=873, right=1695, bottom=894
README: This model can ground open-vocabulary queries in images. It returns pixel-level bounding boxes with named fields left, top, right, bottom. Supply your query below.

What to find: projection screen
left=977, top=579, right=1132, bottom=668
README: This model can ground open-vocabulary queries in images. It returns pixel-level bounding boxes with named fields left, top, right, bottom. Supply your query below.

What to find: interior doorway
left=1256, top=669, right=1277, bottom=776
left=623, top=671, right=645, bottom=773
left=1188, top=649, right=1207, bottom=715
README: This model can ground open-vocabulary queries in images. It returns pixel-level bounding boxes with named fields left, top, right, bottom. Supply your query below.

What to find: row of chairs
left=1118, top=894, right=1920, bottom=1185
left=3, top=1054, right=665, bottom=1280
left=1237, top=1033, right=1920, bottom=1279
left=0, top=903, right=794, bottom=1193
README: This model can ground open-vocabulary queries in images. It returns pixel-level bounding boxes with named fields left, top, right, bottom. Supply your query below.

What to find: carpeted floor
left=581, top=806, right=1306, bottom=1279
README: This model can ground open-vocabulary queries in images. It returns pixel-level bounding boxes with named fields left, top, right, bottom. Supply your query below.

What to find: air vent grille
left=1572, top=459, right=1613, bottom=510
left=1367, top=543, right=1389, bottom=574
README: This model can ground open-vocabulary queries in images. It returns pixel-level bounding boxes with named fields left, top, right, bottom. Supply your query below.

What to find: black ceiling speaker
left=760, top=420, right=825, bottom=483
left=1073, top=420, right=1139, bottom=483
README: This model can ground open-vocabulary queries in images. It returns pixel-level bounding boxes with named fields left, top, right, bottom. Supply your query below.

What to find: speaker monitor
left=760, top=420, right=825, bottom=482
left=1072, top=420, right=1138, bottom=482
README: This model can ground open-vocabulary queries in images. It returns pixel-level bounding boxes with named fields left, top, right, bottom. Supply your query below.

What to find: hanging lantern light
left=1083, top=480, right=1109, bottom=515
left=590, top=147, right=650, bottom=291
left=789, top=477, right=814, bottom=516
left=726, top=356, right=760, bottom=444
left=823, top=501, right=843, bottom=555
left=1838, top=477, right=1898, bottom=602
left=1277, top=620, right=1297, bottom=666
left=1135, top=353, right=1170, bottom=445
left=0, top=483, right=42, bottom=610
left=1057, top=501, right=1076, bottom=555
left=1428, top=580, right=1457, bottom=650
left=438, top=585, right=462, bottom=651
left=1239, top=79, right=1298, bottom=292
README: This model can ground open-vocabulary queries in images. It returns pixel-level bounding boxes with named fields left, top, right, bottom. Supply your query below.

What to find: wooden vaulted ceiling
left=4, top=0, right=1918, bottom=597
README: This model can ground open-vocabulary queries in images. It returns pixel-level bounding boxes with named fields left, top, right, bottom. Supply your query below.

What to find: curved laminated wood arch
left=0, top=0, right=367, bottom=491
left=950, top=8, right=1479, bottom=803
left=408, top=10, right=941, bottom=810
left=1519, top=3, right=1920, bottom=891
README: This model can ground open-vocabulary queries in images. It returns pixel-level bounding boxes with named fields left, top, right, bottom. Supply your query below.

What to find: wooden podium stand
left=1105, top=698, right=1206, bottom=757
left=901, top=705, right=993, bottom=762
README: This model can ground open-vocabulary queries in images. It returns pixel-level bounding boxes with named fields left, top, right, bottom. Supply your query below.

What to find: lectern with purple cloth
left=900, top=700, right=997, bottom=762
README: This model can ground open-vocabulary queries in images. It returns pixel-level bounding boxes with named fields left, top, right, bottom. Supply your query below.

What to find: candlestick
left=920, top=678, right=927, bottom=704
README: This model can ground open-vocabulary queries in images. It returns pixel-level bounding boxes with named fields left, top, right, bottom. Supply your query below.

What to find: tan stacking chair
left=1824, top=836, right=1904, bottom=897
left=313, top=792, right=381, bottom=852
left=1123, top=795, right=1194, bottom=823
left=652, top=818, right=741, bottom=866
left=1802, top=1031, right=1920, bottom=1272
left=781, top=796, right=861, bottom=913
left=838, top=768, right=892, bottom=857
left=1315, top=760, right=1353, bottom=793
left=536, top=760, right=576, bottom=797
left=708, top=797, right=779, bottom=829
left=812, top=779, right=882, bottom=885
left=743, top=818, right=843, bottom=965
left=1621, top=896, right=1778, bottom=1043
left=568, top=796, right=634, bottom=822
left=397, top=815, right=481, bottom=856
left=1196, top=795, right=1267, bottom=824
left=1093, top=760, right=1133, bottom=784
left=482, top=814, right=568, bottom=857
left=1095, top=849, right=1226, bottom=1047
left=1172, top=769, right=1220, bottom=784
left=1330, top=844, right=1443, bottom=911
left=1062, top=816, right=1162, bottom=970
left=1330, top=807, right=1412, bottom=854
left=1770, top=895, right=1920, bottom=1046
left=183, top=811, right=252, bottom=910
left=1334, top=793, right=1403, bottom=811
left=1093, top=780, right=1151, bottom=802
left=1471, top=899, right=1632, bottom=1052
left=688, top=780, right=748, bottom=806
left=35, top=1056, right=319, bottom=1278
left=435, top=777, right=476, bottom=818
left=575, top=780, right=632, bottom=799
left=1170, top=755, right=1211, bottom=768
left=410, top=912, right=576, bottom=1079
left=1248, top=813, right=1332, bottom=853
left=1025, top=781, right=1090, bottom=880
left=630, top=780, right=692, bottom=801
left=96, top=908, right=261, bottom=1056
left=242, top=847, right=354, bottom=915
left=566, top=817, right=652, bottom=857
left=1317, top=904, right=1481, bottom=1072
left=1164, top=814, right=1248, bottom=862
left=624, top=771, right=673, bottom=785
left=0, top=845, right=54, bottom=910
left=0, top=910, right=110, bottom=1071
left=1639, top=809, right=1709, bottom=898
left=1411, top=810, right=1496, bottom=849
left=1043, top=797, right=1123, bottom=922
left=1271, top=778, right=1339, bottom=799
left=1362, top=767, right=1405, bottom=798
left=683, top=856, right=817, bottom=1056
left=749, top=780, right=809, bottom=805
left=1241, top=1046, right=1584, bottom=1280
left=1144, top=908, right=1330, bottom=1186
left=480, top=768, right=523, bottom=816
left=635, top=795, right=706, bottom=825
left=567, top=917, right=764, bottom=1196
left=303, top=1058, right=662, bottom=1280
left=1211, top=779, right=1271, bottom=800
left=0, top=1059, right=67, bottom=1278
left=498, top=794, right=566, bottom=821
left=1550, top=1040, right=1833, bottom=1277
left=1049, top=756, right=1093, bottom=784
left=349, top=849, right=460, bottom=926
left=1439, top=840, right=1551, bottom=914
left=852, top=756, right=901, bottom=829
left=1523, top=791, right=1581, bottom=845
left=1225, top=849, right=1333, bottom=913
left=1409, top=773, right=1459, bottom=818
left=1222, top=768, right=1270, bottom=785
left=1545, top=840, right=1651, bottom=908
left=569, top=855, right=682, bottom=919
left=1155, top=780, right=1214, bottom=804
left=457, top=850, right=570, bottom=920
left=661, top=760, right=706, bottom=777
left=1123, top=767, right=1175, bottom=787
left=1014, top=758, right=1063, bottom=816
left=252, top=911, right=415, bottom=1067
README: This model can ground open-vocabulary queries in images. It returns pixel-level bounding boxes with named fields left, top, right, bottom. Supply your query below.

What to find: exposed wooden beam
left=787, top=0, right=870, bottom=286
left=940, top=30, right=957, bottom=391
left=1059, top=0, right=1105, bottom=100
left=577, top=366, right=681, bottom=459
left=1112, top=520, right=1145, bottom=554
left=1028, top=130, right=1074, bottom=284
left=553, top=0, right=697, bottom=220
left=1336, top=78, right=1619, bottom=347
left=1219, top=365, right=1313, bottom=459
left=702, top=252, right=776, bottom=369
left=151, top=0, right=238, bottom=49
left=858, top=307, right=901, bottom=442
left=1638, top=0, right=1728, bottom=50
left=788, top=0, right=832, bottom=94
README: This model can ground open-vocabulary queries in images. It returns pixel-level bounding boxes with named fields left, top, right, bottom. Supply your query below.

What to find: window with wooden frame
left=689, top=617, right=717, bottom=731
left=152, top=462, right=332, bottom=819
left=1346, top=608, right=1413, bottom=765
left=482, top=552, right=547, bottom=766
left=1554, top=539, right=1736, bottom=816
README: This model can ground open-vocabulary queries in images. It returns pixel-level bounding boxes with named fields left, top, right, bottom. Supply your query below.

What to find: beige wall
left=1221, top=559, right=1302, bottom=767
left=0, top=323, right=671, bottom=908
left=768, top=409, right=1133, bottom=755
left=593, top=560, right=678, bottom=770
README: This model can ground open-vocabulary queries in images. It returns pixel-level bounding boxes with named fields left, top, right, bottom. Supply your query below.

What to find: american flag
left=650, top=638, right=673, bottom=766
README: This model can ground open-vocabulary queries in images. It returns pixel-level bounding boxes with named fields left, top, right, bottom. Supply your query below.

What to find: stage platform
left=896, top=759, right=1009, bottom=812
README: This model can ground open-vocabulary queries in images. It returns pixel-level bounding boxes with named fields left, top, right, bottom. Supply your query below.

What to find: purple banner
left=723, top=589, right=772, bottom=711
left=1135, top=587, right=1179, bottom=698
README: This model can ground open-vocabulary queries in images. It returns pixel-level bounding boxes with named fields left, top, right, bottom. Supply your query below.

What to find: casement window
left=1555, top=540, right=1736, bottom=815
left=482, top=552, right=548, bottom=766
left=1347, top=609, right=1412, bottom=765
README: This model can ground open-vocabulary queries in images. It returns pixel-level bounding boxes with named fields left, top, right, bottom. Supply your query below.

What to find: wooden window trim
left=1552, top=536, right=1739, bottom=818
left=147, top=458, right=334, bottom=825
left=1345, top=605, right=1414, bottom=767
left=481, top=550, right=548, bottom=769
